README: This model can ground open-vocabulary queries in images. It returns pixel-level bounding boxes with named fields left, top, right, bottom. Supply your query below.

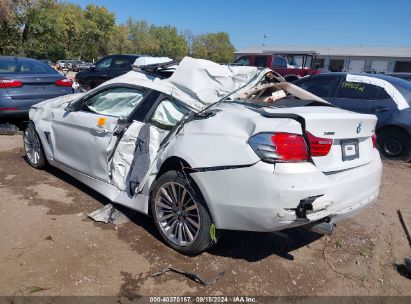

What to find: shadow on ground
left=39, top=156, right=324, bottom=262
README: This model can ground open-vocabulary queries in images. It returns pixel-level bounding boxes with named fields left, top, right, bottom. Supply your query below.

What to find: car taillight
left=306, top=131, right=333, bottom=157
left=55, top=78, right=73, bottom=87
left=0, top=79, right=23, bottom=88
left=248, top=132, right=308, bottom=163
left=372, top=134, right=377, bottom=148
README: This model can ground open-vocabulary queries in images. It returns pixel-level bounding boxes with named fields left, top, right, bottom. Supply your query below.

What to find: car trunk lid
left=2, top=74, right=69, bottom=101
left=262, top=106, right=377, bottom=172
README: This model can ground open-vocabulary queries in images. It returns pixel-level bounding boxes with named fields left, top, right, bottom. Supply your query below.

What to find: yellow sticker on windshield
left=97, top=117, right=106, bottom=126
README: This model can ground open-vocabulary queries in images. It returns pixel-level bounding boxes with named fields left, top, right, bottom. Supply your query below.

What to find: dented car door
left=51, top=86, right=146, bottom=182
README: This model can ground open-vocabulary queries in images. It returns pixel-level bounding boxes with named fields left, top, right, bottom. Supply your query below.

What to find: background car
left=0, top=56, right=73, bottom=119
left=385, top=73, right=411, bottom=82
left=293, top=73, right=411, bottom=161
left=38, top=59, right=53, bottom=66
left=71, top=61, right=92, bottom=72
left=233, top=52, right=320, bottom=82
left=74, top=54, right=140, bottom=91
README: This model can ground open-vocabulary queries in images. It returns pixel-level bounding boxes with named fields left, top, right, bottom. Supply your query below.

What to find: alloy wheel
left=154, top=181, right=200, bottom=247
left=24, top=128, right=41, bottom=165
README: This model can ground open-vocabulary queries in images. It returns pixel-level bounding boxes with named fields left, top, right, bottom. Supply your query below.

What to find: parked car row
left=56, top=59, right=93, bottom=72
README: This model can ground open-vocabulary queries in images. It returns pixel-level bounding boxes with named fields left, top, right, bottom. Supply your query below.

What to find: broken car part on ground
left=23, top=57, right=382, bottom=255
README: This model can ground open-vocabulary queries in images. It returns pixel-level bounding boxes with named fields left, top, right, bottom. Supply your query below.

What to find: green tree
left=127, top=18, right=159, bottom=55
left=126, top=19, right=188, bottom=58
left=150, top=25, right=188, bottom=59
left=80, top=4, right=116, bottom=61
left=0, top=0, right=31, bottom=55
left=22, top=0, right=68, bottom=60
left=192, top=32, right=235, bottom=63
left=108, top=24, right=132, bottom=54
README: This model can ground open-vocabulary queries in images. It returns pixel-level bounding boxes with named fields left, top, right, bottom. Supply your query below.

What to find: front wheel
left=378, top=128, right=411, bottom=161
left=150, top=171, right=215, bottom=255
left=23, top=122, right=46, bottom=169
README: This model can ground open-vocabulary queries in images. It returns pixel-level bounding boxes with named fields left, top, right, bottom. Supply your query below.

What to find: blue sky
left=69, top=0, right=410, bottom=49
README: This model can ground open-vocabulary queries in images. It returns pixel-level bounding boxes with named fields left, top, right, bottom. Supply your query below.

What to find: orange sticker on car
left=97, top=117, right=106, bottom=126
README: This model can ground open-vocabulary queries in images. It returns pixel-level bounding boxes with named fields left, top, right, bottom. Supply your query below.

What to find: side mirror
left=65, top=103, right=76, bottom=112
left=90, top=65, right=96, bottom=71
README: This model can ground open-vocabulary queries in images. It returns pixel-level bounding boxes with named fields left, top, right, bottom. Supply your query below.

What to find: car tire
left=23, top=122, right=46, bottom=169
left=378, top=128, right=411, bottom=161
left=150, top=170, right=215, bottom=255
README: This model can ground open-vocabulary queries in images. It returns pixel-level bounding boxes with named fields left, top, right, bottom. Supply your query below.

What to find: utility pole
left=262, top=34, right=268, bottom=46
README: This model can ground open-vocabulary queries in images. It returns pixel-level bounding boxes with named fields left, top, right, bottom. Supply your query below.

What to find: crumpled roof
left=106, top=56, right=261, bottom=110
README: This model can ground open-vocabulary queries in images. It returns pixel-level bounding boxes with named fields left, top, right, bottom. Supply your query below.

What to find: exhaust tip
left=309, top=221, right=334, bottom=236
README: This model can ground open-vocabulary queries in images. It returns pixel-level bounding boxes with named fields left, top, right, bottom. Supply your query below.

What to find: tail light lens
left=0, top=79, right=23, bottom=88
left=55, top=78, right=73, bottom=87
left=248, top=132, right=308, bottom=163
left=372, top=134, right=377, bottom=148
left=306, top=131, right=333, bottom=157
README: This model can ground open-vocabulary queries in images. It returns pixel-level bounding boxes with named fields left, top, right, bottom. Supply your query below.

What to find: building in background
left=235, top=46, right=411, bottom=73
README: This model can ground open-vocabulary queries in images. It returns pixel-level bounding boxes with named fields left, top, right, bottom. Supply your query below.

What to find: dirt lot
left=0, top=134, right=410, bottom=297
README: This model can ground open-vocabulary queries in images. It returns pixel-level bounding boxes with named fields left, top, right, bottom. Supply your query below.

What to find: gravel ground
left=0, top=134, right=410, bottom=297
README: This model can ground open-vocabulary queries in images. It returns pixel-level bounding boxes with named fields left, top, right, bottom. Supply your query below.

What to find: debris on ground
left=151, top=267, right=225, bottom=286
left=88, top=203, right=130, bottom=225
left=405, top=257, right=411, bottom=273
left=25, top=286, right=50, bottom=294
left=398, top=209, right=411, bottom=247
left=0, top=124, right=20, bottom=135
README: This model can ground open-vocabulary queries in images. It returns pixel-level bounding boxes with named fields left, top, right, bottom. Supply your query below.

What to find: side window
left=234, top=56, right=250, bottom=66
left=111, top=57, right=131, bottom=69
left=83, top=87, right=145, bottom=119
left=376, top=88, right=391, bottom=100
left=336, top=81, right=379, bottom=100
left=150, top=99, right=190, bottom=129
left=95, top=57, right=112, bottom=70
left=254, top=56, right=267, bottom=67
left=296, top=76, right=341, bottom=98
left=273, top=56, right=287, bottom=68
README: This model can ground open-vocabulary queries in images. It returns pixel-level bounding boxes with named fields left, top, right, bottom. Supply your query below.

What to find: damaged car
left=24, top=57, right=382, bottom=255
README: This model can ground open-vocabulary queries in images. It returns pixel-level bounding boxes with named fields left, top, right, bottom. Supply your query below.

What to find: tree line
left=0, top=0, right=236, bottom=63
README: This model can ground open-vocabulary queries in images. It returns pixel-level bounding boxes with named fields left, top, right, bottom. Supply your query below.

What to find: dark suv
left=75, top=54, right=139, bottom=90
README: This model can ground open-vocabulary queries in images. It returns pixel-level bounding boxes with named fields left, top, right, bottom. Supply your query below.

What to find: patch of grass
left=334, top=239, right=343, bottom=248
left=359, top=247, right=371, bottom=258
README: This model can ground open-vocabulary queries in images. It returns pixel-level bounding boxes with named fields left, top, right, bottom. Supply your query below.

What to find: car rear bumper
left=190, top=149, right=382, bottom=232
left=0, top=92, right=72, bottom=118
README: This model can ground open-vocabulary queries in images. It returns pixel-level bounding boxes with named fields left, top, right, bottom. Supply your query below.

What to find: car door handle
left=93, top=128, right=109, bottom=135
left=372, top=106, right=391, bottom=113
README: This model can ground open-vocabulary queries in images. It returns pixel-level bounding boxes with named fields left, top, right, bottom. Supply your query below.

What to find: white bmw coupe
left=24, top=57, right=382, bottom=255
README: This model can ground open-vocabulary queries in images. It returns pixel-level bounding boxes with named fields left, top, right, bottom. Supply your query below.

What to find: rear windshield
left=387, top=76, right=411, bottom=106
left=0, top=59, right=58, bottom=74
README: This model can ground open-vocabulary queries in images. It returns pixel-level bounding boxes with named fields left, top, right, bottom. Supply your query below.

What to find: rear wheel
left=23, top=122, right=46, bottom=169
left=150, top=171, right=215, bottom=255
left=378, top=128, right=411, bottom=161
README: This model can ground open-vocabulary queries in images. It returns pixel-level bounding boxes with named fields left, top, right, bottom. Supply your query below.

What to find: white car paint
left=29, top=57, right=382, bottom=236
